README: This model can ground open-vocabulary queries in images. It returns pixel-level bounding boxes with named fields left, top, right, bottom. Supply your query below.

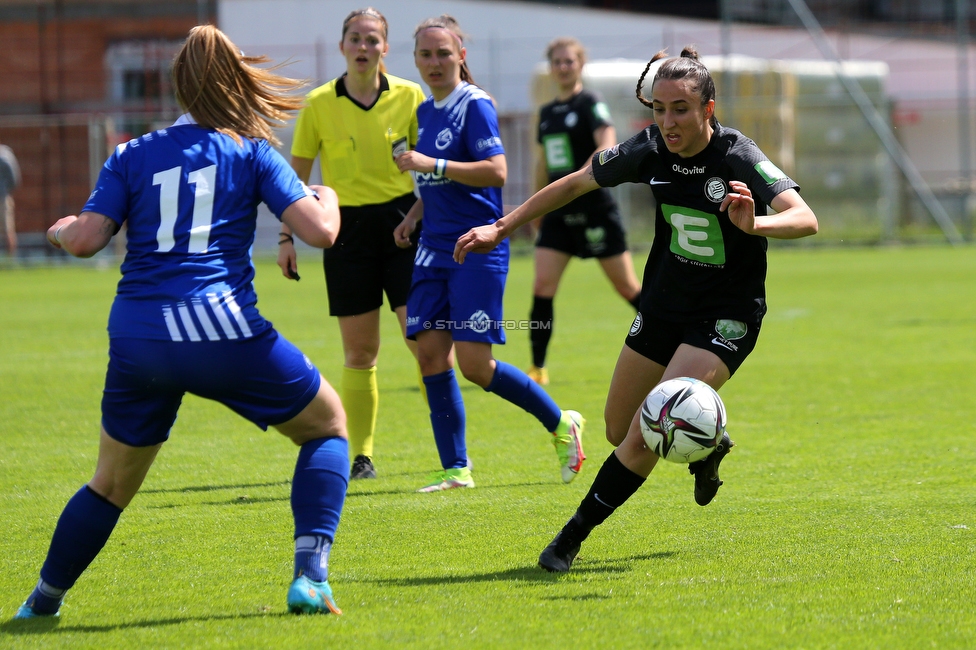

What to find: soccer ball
left=639, top=377, right=727, bottom=464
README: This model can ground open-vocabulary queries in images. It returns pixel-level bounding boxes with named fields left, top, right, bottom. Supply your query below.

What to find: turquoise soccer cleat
left=287, top=575, right=342, bottom=615
left=14, top=602, right=60, bottom=620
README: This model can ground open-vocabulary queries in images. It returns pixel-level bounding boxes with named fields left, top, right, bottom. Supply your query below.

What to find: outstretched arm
left=453, top=164, right=600, bottom=263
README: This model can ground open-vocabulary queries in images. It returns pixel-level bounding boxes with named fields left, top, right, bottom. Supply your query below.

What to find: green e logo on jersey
left=542, top=133, right=574, bottom=173
left=662, top=203, right=726, bottom=265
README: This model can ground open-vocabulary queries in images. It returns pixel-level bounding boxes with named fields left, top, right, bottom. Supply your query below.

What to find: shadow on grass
left=365, top=552, right=675, bottom=588
left=1, top=610, right=290, bottom=636
left=139, top=476, right=562, bottom=506
left=141, top=480, right=290, bottom=495
left=563, top=552, right=676, bottom=576
left=383, top=383, right=481, bottom=394
left=346, top=477, right=555, bottom=498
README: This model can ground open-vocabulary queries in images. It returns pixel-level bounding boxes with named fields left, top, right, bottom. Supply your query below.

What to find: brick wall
left=0, top=2, right=200, bottom=239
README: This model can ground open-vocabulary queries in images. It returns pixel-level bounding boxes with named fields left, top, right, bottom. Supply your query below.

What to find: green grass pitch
left=2, top=245, right=975, bottom=648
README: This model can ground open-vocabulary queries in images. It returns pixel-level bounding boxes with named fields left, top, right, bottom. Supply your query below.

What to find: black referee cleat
left=538, top=514, right=590, bottom=573
left=350, top=455, right=376, bottom=480
left=688, top=432, right=734, bottom=506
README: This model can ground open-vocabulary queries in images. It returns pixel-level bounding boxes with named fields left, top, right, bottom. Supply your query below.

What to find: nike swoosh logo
left=649, top=178, right=670, bottom=185
left=711, top=337, right=735, bottom=351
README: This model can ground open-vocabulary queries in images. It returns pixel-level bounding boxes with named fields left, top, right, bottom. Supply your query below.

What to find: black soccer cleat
left=538, top=515, right=590, bottom=573
left=688, top=432, right=734, bottom=506
left=350, top=455, right=376, bottom=480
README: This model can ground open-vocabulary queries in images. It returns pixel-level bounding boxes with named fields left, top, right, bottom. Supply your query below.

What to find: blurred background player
left=15, top=25, right=349, bottom=619
left=455, top=46, right=818, bottom=571
left=0, top=141, right=19, bottom=256
left=528, top=37, right=641, bottom=386
left=394, top=15, right=585, bottom=492
left=277, top=8, right=427, bottom=481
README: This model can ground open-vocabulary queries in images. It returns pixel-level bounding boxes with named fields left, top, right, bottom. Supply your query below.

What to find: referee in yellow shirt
left=277, top=7, right=426, bottom=480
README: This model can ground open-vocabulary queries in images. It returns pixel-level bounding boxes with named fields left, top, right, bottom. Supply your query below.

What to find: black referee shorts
left=322, top=193, right=419, bottom=317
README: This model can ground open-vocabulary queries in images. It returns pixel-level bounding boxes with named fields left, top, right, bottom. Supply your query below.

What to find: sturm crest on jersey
left=704, top=177, right=727, bottom=203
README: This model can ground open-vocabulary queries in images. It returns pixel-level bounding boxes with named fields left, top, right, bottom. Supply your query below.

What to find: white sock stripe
left=36, top=578, right=66, bottom=599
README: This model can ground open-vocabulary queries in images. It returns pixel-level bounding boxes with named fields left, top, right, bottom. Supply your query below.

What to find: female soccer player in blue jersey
left=277, top=8, right=427, bottom=482
left=393, top=15, right=585, bottom=492
left=456, top=46, right=818, bottom=571
left=15, top=26, right=349, bottom=619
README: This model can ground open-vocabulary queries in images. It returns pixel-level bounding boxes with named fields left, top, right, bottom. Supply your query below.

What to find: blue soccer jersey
left=413, top=82, right=507, bottom=271
left=84, top=115, right=313, bottom=342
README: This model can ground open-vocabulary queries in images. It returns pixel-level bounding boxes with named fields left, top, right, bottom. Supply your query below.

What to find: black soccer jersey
left=538, top=89, right=615, bottom=215
left=592, top=122, right=799, bottom=323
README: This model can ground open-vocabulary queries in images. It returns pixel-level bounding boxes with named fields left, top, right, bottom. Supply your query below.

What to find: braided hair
left=636, top=45, right=717, bottom=128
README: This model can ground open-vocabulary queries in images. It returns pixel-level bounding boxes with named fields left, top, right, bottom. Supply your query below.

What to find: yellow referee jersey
left=291, top=73, right=425, bottom=207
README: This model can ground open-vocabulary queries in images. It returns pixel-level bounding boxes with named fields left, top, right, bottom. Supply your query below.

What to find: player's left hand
left=394, top=214, right=418, bottom=248
left=721, top=180, right=757, bottom=234
left=454, top=224, right=502, bottom=264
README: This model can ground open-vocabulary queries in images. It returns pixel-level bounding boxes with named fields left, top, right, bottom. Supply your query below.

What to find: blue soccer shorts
left=101, top=328, right=322, bottom=447
left=405, top=263, right=507, bottom=345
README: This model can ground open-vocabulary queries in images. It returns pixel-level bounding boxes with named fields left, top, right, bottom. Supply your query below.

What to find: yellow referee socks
left=343, top=366, right=378, bottom=459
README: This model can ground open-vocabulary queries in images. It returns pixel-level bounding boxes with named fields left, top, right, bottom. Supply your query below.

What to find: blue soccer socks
left=485, top=360, right=561, bottom=432
left=291, top=436, right=349, bottom=541
left=16, top=484, right=124, bottom=617
left=294, top=535, right=332, bottom=583
left=423, top=369, right=468, bottom=470
left=41, top=486, right=122, bottom=590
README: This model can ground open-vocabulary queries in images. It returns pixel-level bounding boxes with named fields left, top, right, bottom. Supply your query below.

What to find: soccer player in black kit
left=454, top=46, right=818, bottom=572
left=527, top=37, right=641, bottom=387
